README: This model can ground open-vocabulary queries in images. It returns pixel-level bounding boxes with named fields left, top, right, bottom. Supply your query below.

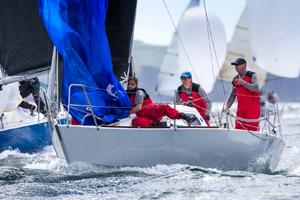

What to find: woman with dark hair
left=126, top=76, right=195, bottom=127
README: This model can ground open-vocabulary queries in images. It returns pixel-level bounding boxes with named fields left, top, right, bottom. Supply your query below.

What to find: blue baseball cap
left=231, top=58, right=246, bottom=66
left=180, top=71, right=192, bottom=78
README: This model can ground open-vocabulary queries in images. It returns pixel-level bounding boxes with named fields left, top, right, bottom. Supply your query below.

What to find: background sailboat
left=246, top=0, right=300, bottom=78
left=0, top=0, right=53, bottom=153
left=156, top=0, right=227, bottom=98
left=218, top=9, right=267, bottom=88
left=213, top=0, right=300, bottom=102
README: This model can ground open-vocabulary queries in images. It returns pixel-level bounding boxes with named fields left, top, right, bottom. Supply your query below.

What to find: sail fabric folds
left=246, top=0, right=300, bottom=78
left=39, top=0, right=131, bottom=124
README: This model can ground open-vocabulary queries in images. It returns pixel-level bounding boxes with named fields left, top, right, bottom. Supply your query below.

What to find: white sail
left=0, top=89, right=9, bottom=116
left=0, top=71, right=21, bottom=115
left=156, top=33, right=181, bottom=97
left=219, top=9, right=267, bottom=87
left=246, top=0, right=300, bottom=78
left=156, top=1, right=226, bottom=95
left=3, top=83, right=20, bottom=111
left=178, top=6, right=226, bottom=93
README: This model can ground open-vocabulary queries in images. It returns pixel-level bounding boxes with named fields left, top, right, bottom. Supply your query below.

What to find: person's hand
left=182, top=102, right=193, bottom=107
left=204, top=115, right=210, bottom=120
left=234, top=78, right=246, bottom=86
left=222, top=105, right=229, bottom=113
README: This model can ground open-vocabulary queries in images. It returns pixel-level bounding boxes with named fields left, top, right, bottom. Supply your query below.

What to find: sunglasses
left=180, top=77, right=190, bottom=80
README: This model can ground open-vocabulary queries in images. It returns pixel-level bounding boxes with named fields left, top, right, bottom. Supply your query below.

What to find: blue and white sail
left=39, top=0, right=132, bottom=124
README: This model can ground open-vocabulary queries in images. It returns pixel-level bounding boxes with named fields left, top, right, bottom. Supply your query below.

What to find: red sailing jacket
left=126, top=88, right=153, bottom=108
left=177, top=83, right=207, bottom=118
left=232, top=71, right=260, bottom=112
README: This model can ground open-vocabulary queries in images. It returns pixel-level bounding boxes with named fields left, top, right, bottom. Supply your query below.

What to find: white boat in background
left=0, top=0, right=53, bottom=153
left=0, top=80, right=51, bottom=153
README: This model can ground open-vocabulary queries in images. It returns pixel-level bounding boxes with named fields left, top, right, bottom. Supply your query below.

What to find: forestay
left=156, top=0, right=226, bottom=95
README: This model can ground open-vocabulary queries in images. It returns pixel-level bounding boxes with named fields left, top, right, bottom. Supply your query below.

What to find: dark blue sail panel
left=39, top=0, right=131, bottom=124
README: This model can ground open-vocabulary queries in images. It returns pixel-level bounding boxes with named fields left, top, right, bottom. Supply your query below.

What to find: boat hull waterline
left=0, top=121, right=52, bottom=153
left=53, top=125, right=285, bottom=172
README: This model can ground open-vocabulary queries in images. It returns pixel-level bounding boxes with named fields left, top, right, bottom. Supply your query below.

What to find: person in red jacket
left=126, top=76, right=196, bottom=127
left=176, top=71, right=212, bottom=126
left=223, top=58, right=260, bottom=131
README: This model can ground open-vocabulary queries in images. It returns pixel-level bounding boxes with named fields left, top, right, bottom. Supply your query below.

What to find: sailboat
left=41, top=0, right=285, bottom=172
left=219, top=1, right=300, bottom=116
left=246, top=0, right=300, bottom=78
left=156, top=0, right=227, bottom=97
left=0, top=0, right=53, bottom=153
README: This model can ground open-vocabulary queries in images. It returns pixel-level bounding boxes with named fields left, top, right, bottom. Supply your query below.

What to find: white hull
left=53, top=125, right=285, bottom=172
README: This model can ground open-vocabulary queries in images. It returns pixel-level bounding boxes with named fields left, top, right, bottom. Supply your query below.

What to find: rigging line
left=161, top=0, right=200, bottom=83
left=203, top=0, right=227, bottom=98
left=201, top=0, right=221, bottom=115
left=202, top=0, right=226, bottom=120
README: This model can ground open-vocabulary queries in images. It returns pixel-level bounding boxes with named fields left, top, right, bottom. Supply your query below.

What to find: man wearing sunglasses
left=126, top=76, right=196, bottom=127
left=176, top=71, right=212, bottom=126
left=223, top=58, right=260, bottom=131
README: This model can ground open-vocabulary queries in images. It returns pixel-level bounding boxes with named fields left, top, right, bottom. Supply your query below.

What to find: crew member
left=126, top=76, right=196, bottom=127
left=176, top=71, right=212, bottom=125
left=267, top=91, right=279, bottom=104
left=18, top=77, right=47, bottom=115
left=223, top=58, right=260, bottom=131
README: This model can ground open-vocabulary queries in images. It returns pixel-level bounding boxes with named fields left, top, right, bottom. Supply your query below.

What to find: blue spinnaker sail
left=38, top=0, right=131, bottom=124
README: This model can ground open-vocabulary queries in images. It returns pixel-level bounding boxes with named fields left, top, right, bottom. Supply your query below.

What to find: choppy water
left=1, top=105, right=300, bottom=199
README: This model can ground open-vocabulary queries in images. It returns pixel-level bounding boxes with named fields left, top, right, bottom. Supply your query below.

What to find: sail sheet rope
left=202, top=0, right=226, bottom=97
left=162, top=0, right=228, bottom=118
left=162, top=0, right=200, bottom=83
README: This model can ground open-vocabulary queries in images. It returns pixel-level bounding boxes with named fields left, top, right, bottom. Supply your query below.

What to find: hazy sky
left=134, top=0, right=245, bottom=45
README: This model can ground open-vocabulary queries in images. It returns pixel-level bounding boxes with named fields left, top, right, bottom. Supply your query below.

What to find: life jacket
left=232, top=71, right=260, bottom=111
left=126, top=88, right=153, bottom=107
left=177, top=83, right=207, bottom=118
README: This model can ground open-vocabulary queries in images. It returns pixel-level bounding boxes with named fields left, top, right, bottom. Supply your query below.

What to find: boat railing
left=67, top=84, right=99, bottom=127
left=63, top=85, right=282, bottom=136
left=224, top=110, right=282, bottom=137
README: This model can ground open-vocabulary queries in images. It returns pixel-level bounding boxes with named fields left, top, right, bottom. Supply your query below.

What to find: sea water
left=0, top=104, right=300, bottom=200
